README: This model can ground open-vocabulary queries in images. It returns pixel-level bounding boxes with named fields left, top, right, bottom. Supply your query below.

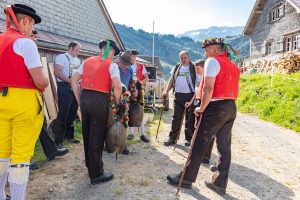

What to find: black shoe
left=6, top=195, right=10, bottom=200
left=127, top=134, right=134, bottom=140
left=122, top=146, right=129, bottom=155
left=47, top=148, right=69, bottom=161
left=202, top=158, right=210, bottom=164
left=91, top=171, right=114, bottom=185
left=140, top=135, right=150, bottom=143
left=184, top=141, right=191, bottom=147
left=67, top=138, right=80, bottom=144
left=56, top=143, right=67, bottom=150
left=29, top=162, right=40, bottom=170
left=205, top=180, right=226, bottom=195
left=210, top=164, right=217, bottom=172
left=167, top=173, right=192, bottom=189
left=164, top=139, right=175, bottom=146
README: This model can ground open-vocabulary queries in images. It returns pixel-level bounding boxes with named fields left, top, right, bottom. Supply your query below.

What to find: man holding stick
left=167, top=38, right=240, bottom=195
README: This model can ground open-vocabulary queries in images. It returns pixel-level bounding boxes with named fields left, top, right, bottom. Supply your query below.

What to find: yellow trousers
left=0, top=87, right=44, bottom=164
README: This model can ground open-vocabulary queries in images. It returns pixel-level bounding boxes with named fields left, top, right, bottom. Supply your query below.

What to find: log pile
left=243, top=52, right=300, bottom=74
left=276, top=52, right=300, bottom=74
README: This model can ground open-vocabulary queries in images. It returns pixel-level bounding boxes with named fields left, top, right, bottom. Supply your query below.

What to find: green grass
left=237, top=72, right=300, bottom=133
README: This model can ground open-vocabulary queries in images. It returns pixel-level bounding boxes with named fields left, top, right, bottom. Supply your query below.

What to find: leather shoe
left=140, top=135, right=150, bottom=143
left=67, top=138, right=80, bottom=144
left=202, top=158, right=210, bottom=164
left=184, top=141, right=191, bottom=147
left=205, top=180, right=226, bottom=195
left=91, top=171, right=113, bottom=185
left=167, top=173, right=192, bottom=189
left=122, top=146, right=129, bottom=155
left=6, top=195, right=10, bottom=200
left=29, top=161, right=40, bottom=170
left=164, top=139, right=175, bottom=146
left=48, top=148, right=69, bottom=161
left=210, top=164, right=217, bottom=172
left=127, top=134, right=134, bottom=140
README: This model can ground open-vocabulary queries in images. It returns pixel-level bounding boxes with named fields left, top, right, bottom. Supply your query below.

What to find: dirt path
left=27, top=112, right=300, bottom=200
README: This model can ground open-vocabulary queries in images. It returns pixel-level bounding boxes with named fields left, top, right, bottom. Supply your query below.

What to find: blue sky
left=103, top=0, right=256, bottom=35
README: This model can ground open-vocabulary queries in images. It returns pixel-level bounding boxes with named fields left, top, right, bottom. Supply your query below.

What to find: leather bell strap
left=5, top=5, right=23, bottom=35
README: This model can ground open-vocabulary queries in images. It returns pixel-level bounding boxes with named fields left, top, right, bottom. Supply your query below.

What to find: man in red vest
left=0, top=4, right=49, bottom=200
left=167, top=38, right=240, bottom=195
left=71, top=39, right=122, bottom=185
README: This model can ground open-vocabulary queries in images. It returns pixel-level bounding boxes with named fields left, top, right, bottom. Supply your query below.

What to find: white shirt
left=174, top=65, right=194, bottom=93
left=204, top=58, right=221, bottom=77
left=204, top=57, right=223, bottom=101
left=55, top=52, right=81, bottom=82
left=13, top=38, right=42, bottom=69
left=130, top=63, right=148, bottom=81
left=76, top=61, right=120, bottom=79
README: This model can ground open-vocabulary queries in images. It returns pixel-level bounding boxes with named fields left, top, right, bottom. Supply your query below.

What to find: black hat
left=130, top=49, right=139, bottom=55
left=119, top=50, right=132, bottom=66
left=99, top=39, right=120, bottom=56
left=4, top=4, right=42, bottom=24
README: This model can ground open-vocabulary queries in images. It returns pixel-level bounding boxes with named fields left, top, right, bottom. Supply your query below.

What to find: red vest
left=136, top=62, right=145, bottom=82
left=0, top=28, right=39, bottom=91
left=198, top=54, right=240, bottom=100
left=81, top=55, right=112, bottom=93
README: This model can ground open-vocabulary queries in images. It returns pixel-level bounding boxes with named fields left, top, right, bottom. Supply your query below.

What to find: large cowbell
left=105, top=121, right=127, bottom=154
left=128, top=103, right=143, bottom=127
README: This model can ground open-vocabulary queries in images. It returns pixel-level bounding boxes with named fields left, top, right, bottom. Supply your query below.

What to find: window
left=266, top=42, right=272, bottom=55
left=270, top=4, right=285, bottom=22
left=284, top=34, right=299, bottom=52
left=286, top=37, right=292, bottom=51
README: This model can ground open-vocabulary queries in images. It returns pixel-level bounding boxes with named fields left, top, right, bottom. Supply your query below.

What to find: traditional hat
left=202, top=37, right=241, bottom=61
left=201, top=37, right=224, bottom=48
left=119, top=50, right=132, bottom=66
left=130, top=49, right=139, bottom=55
left=99, top=39, right=120, bottom=56
left=4, top=4, right=41, bottom=24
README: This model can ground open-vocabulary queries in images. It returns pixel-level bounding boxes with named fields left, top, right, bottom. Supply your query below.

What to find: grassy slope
left=237, top=72, right=300, bottom=132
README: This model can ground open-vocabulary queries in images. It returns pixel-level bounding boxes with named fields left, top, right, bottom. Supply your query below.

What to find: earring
left=25, top=26, right=28, bottom=32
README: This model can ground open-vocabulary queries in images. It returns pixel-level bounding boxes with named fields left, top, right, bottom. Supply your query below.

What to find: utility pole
left=152, top=21, right=155, bottom=66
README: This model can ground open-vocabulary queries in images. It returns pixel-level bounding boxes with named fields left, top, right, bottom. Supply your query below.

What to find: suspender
left=64, top=54, right=72, bottom=78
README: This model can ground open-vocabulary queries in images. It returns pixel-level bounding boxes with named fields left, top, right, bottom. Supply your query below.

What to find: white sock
left=8, top=164, right=30, bottom=200
left=140, top=122, right=145, bottom=136
left=0, top=159, right=9, bottom=200
left=129, top=127, right=134, bottom=136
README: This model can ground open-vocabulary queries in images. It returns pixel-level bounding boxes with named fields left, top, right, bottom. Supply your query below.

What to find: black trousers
left=184, top=100, right=237, bottom=189
left=54, top=82, right=78, bottom=145
left=80, top=89, right=108, bottom=179
left=169, top=92, right=194, bottom=141
left=39, top=117, right=57, bottom=158
left=190, top=101, right=215, bottom=161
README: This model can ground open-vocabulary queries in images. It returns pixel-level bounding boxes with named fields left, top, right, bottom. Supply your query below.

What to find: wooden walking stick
left=174, top=107, right=187, bottom=151
left=156, top=97, right=167, bottom=139
left=176, top=113, right=203, bottom=195
left=155, top=104, right=164, bottom=139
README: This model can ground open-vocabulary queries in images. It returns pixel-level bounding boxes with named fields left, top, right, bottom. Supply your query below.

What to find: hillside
left=115, top=23, right=250, bottom=78
left=177, top=26, right=244, bottom=42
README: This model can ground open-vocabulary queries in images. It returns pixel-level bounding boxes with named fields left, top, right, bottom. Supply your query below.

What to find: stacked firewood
left=243, top=52, right=300, bottom=74
left=275, top=52, right=300, bottom=74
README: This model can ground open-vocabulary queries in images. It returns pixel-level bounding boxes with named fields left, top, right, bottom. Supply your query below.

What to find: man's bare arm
left=54, top=64, right=70, bottom=83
